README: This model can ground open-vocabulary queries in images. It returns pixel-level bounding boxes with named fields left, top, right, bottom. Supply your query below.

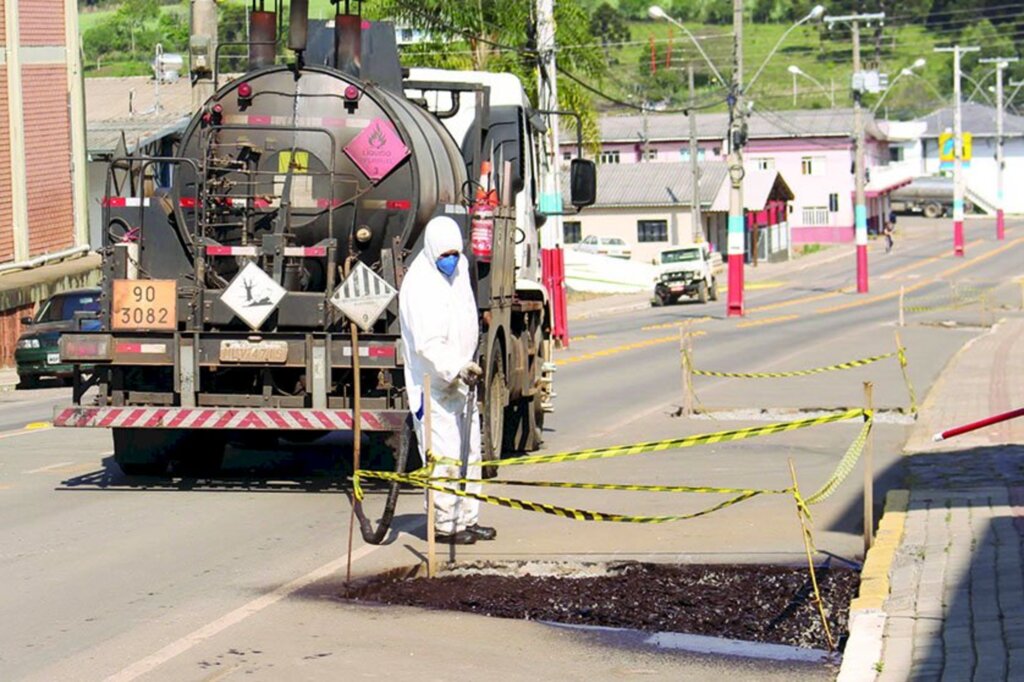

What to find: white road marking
left=23, top=461, right=75, bottom=474
left=106, top=541, right=387, bottom=681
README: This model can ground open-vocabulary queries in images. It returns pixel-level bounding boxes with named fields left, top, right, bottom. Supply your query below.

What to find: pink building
left=564, top=109, right=911, bottom=245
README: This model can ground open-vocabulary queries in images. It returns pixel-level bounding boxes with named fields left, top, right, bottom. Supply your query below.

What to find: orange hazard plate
left=112, top=279, right=177, bottom=330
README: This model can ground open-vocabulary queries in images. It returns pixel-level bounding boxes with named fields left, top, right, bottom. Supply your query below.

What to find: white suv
left=575, top=235, right=632, bottom=259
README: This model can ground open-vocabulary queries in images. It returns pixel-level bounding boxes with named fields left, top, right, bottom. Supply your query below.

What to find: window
left=599, top=150, right=620, bottom=164
left=637, top=220, right=668, bottom=242
left=563, top=221, right=582, bottom=244
left=889, top=146, right=904, bottom=163
left=642, top=148, right=658, bottom=161
left=751, top=157, right=775, bottom=171
left=828, top=193, right=839, bottom=212
left=801, top=156, right=825, bottom=176
left=562, top=151, right=572, bottom=162
left=679, top=148, right=706, bottom=162
left=801, top=206, right=829, bottom=225
left=400, top=28, right=414, bottom=42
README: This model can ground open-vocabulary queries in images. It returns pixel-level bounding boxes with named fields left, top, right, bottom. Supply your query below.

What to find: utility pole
left=726, top=0, right=745, bottom=317
left=689, top=63, right=702, bottom=241
left=536, top=0, right=568, bottom=345
left=980, top=57, right=1017, bottom=241
left=935, top=45, right=979, bottom=257
left=827, top=12, right=884, bottom=294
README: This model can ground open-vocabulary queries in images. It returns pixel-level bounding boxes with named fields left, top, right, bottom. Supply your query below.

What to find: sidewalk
left=843, top=316, right=1024, bottom=681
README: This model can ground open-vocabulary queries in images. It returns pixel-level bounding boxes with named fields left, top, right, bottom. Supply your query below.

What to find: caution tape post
left=789, top=458, right=835, bottom=652
left=863, top=382, right=875, bottom=553
left=898, top=285, right=905, bottom=328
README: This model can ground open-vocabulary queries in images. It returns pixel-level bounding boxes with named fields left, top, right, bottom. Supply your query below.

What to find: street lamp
left=871, top=57, right=926, bottom=113
left=787, top=64, right=836, bottom=107
left=649, top=3, right=825, bottom=317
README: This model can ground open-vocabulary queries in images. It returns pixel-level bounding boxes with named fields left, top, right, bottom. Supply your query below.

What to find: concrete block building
left=0, top=0, right=93, bottom=367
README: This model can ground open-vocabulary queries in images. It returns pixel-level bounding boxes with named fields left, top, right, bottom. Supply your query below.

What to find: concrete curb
left=837, top=489, right=909, bottom=682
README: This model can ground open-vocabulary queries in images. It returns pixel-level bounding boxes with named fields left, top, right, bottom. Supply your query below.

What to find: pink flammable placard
left=344, top=118, right=411, bottom=183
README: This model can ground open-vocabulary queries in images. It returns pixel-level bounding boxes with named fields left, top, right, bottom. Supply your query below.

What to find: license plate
left=47, top=352, right=61, bottom=365
left=220, top=339, right=289, bottom=363
left=670, top=286, right=685, bottom=293
left=112, top=280, right=177, bottom=331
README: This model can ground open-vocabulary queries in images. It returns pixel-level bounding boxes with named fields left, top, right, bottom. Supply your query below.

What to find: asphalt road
left=1, top=217, right=1020, bottom=680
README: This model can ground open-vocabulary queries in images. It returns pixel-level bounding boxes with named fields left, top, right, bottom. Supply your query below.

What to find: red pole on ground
left=932, top=407, right=1024, bottom=442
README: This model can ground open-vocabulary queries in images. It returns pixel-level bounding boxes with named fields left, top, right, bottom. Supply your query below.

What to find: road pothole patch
left=345, top=561, right=858, bottom=653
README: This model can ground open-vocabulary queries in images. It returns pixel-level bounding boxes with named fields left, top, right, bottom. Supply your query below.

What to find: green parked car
left=15, top=288, right=101, bottom=387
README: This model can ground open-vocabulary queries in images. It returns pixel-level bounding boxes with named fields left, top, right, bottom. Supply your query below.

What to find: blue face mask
left=436, top=253, right=459, bottom=277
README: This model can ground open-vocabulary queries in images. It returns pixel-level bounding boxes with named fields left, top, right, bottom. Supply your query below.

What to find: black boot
left=435, top=529, right=477, bottom=545
left=466, top=524, right=497, bottom=541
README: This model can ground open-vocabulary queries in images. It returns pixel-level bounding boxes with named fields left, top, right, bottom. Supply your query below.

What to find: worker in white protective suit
left=399, top=216, right=496, bottom=545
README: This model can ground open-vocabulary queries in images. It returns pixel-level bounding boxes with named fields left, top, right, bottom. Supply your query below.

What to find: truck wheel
left=709, top=278, right=718, bottom=301
left=510, top=395, right=544, bottom=452
left=483, top=348, right=507, bottom=478
left=923, top=202, right=943, bottom=219
left=697, top=280, right=709, bottom=304
left=354, top=417, right=413, bottom=545
left=113, top=428, right=192, bottom=476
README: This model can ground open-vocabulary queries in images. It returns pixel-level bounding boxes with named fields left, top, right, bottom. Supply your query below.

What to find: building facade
left=0, top=0, right=94, bottom=368
left=566, top=109, right=909, bottom=246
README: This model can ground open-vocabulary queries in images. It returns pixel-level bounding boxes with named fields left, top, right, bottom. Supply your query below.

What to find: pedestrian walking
left=883, top=220, right=894, bottom=253
left=398, top=216, right=496, bottom=545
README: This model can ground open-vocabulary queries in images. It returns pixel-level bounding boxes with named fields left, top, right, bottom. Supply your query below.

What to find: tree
left=373, top=0, right=608, bottom=146
left=116, top=0, right=160, bottom=56
left=589, top=3, right=630, bottom=62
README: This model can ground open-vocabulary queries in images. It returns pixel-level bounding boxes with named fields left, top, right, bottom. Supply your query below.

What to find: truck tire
left=113, top=428, right=192, bottom=476
left=482, top=347, right=508, bottom=478
left=697, top=280, right=709, bottom=304
left=709, top=278, right=718, bottom=301
left=923, top=202, right=943, bottom=219
left=509, top=395, right=544, bottom=452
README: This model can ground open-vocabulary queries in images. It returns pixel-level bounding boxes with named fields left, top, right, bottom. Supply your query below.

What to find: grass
left=603, top=19, right=949, bottom=116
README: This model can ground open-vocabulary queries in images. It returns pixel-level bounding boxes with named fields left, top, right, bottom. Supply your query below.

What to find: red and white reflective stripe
left=115, top=342, right=167, bottom=354
left=205, top=246, right=259, bottom=257
left=360, top=199, right=412, bottom=211
left=283, top=246, right=327, bottom=257
left=54, top=407, right=404, bottom=431
left=103, top=197, right=150, bottom=208
left=204, top=246, right=326, bottom=257
left=342, top=345, right=396, bottom=358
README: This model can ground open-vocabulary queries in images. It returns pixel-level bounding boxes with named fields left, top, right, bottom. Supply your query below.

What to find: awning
left=865, top=170, right=913, bottom=198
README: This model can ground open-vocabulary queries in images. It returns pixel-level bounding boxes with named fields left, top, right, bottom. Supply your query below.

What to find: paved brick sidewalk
left=869, top=317, right=1024, bottom=681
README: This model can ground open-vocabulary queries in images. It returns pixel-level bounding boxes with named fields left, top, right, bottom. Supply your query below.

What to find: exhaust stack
left=288, top=0, right=309, bottom=54
left=189, top=0, right=218, bottom=110
left=334, top=11, right=363, bottom=77
left=249, top=8, right=277, bottom=70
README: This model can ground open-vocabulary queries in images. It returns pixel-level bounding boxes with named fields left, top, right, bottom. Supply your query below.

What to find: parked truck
left=53, top=1, right=595, bottom=544
left=652, top=243, right=722, bottom=305
left=890, top=176, right=971, bottom=219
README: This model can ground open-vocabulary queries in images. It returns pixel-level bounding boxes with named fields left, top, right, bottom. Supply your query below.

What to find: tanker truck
left=53, top=1, right=595, bottom=543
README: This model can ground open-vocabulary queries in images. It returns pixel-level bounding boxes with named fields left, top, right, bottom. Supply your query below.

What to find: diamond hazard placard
left=221, top=262, right=286, bottom=330
left=343, top=118, right=410, bottom=183
left=331, top=261, right=397, bottom=332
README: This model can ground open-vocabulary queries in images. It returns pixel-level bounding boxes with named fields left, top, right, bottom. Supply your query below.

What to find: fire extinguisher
left=471, top=195, right=495, bottom=263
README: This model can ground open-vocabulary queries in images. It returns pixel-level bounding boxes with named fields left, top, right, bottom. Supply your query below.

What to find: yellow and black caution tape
left=803, top=417, right=872, bottom=505
left=904, top=286, right=995, bottom=313
left=353, top=410, right=873, bottom=524
left=692, top=352, right=895, bottom=379
left=896, top=345, right=918, bottom=415
left=429, top=408, right=866, bottom=469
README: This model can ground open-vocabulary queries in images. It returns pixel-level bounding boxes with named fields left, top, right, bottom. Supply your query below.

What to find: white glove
left=458, top=361, right=483, bottom=387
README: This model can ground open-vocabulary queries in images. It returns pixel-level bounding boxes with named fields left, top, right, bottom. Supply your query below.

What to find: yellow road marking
left=0, top=424, right=53, bottom=440
left=23, top=461, right=74, bottom=474
left=747, top=289, right=842, bottom=314
left=569, top=334, right=598, bottom=342
left=641, top=316, right=712, bottom=331
left=814, top=236, right=1024, bottom=316
left=558, top=331, right=707, bottom=366
left=25, top=421, right=51, bottom=430
left=736, top=314, right=800, bottom=329
left=722, top=280, right=787, bottom=292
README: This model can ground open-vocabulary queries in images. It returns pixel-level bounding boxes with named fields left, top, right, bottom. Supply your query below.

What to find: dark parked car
left=15, top=288, right=101, bottom=387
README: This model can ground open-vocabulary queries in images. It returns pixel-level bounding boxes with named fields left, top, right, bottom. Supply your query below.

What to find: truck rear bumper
left=53, top=406, right=407, bottom=431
